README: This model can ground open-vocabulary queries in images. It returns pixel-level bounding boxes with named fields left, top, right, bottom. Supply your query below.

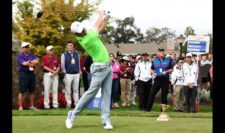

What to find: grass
left=13, top=116, right=212, bottom=133
left=13, top=103, right=212, bottom=133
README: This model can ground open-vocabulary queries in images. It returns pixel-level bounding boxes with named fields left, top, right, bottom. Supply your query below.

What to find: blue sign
left=86, top=97, right=103, bottom=110
left=187, top=41, right=207, bottom=53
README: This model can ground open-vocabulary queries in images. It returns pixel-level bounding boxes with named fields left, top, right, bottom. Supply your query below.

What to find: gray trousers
left=72, top=62, right=113, bottom=124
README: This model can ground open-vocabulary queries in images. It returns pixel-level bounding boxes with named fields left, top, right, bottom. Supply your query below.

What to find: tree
left=101, top=16, right=144, bottom=44
left=184, top=26, right=196, bottom=37
left=183, top=26, right=196, bottom=54
left=145, top=27, right=176, bottom=44
left=13, top=0, right=100, bottom=57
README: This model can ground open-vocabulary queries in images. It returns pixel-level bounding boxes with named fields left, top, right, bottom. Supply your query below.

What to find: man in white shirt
left=134, top=53, right=152, bottom=110
left=182, top=53, right=199, bottom=113
left=170, top=57, right=185, bottom=112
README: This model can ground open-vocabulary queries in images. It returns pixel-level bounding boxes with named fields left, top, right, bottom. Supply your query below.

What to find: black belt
left=19, top=71, right=34, bottom=73
left=66, top=72, right=79, bottom=74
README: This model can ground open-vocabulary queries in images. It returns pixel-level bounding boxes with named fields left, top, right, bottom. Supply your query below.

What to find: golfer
left=65, top=10, right=113, bottom=130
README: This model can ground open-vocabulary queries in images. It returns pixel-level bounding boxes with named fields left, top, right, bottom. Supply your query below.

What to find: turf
left=13, top=104, right=212, bottom=133
left=13, top=115, right=212, bottom=133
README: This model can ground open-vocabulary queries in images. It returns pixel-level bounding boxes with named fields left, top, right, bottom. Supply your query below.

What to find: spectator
left=84, top=55, right=93, bottom=87
left=145, top=48, right=173, bottom=112
left=170, top=57, right=185, bottom=112
left=207, top=53, right=213, bottom=65
left=197, top=54, right=211, bottom=105
left=80, top=50, right=89, bottom=92
left=134, top=53, right=152, bottom=110
left=41, top=45, right=61, bottom=109
left=128, top=55, right=137, bottom=105
left=209, top=65, right=213, bottom=102
left=182, top=53, right=199, bottom=113
left=110, top=53, right=120, bottom=108
left=120, top=56, right=132, bottom=106
left=171, top=53, right=177, bottom=67
left=61, top=41, right=81, bottom=108
left=17, top=42, right=39, bottom=110
left=116, top=52, right=123, bottom=65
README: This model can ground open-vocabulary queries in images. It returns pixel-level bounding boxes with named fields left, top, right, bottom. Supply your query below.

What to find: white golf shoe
left=65, top=111, right=75, bottom=129
left=103, top=122, right=113, bottom=130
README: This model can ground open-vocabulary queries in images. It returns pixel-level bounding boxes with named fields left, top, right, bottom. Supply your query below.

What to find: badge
left=53, top=66, right=56, bottom=71
left=159, top=68, right=163, bottom=73
left=29, top=67, right=34, bottom=71
left=124, top=74, right=127, bottom=77
left=71, top=58, right=75, bottom=64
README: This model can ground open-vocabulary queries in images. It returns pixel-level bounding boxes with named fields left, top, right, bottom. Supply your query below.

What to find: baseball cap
left=21, top=42, right=31, bottom=48
left=46, top=45, right=54, bottom=51
left=142, top=53, right=149, bottom=56
left=136, top=55, right=142, bottom=60
left=186, top=53, right=192, bottom=57
left=70, top=21, right=85, bottom=33
left=158, top=48, right=164, bottom=52
left=166, top=54, right=171, bottom=58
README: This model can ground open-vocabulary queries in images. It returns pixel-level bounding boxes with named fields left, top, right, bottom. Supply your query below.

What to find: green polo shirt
left=76, top=29, right=110, bottom=63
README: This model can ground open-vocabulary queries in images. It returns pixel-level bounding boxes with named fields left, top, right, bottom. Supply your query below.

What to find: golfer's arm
left=98, top=15, right=110, bottom=33
left=94, top=13, right=104, bottom=32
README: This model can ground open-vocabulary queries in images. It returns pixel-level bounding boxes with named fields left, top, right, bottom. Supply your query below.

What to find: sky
left=97, top=0, right=212, bottom=36
left=13, top=0, right=212, bottom=36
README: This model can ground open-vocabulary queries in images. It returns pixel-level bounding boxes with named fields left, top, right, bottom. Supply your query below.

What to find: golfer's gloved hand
left=104, top=10, right=111, bottom=17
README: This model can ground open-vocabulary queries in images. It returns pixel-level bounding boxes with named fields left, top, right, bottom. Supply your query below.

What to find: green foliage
left=13, top=0, right=100, bottom=52
left=101, top=16, right=144, bottom=44
left=184, top=26, right=196, bottom=37
left=145, top=27, right=176, bottom=44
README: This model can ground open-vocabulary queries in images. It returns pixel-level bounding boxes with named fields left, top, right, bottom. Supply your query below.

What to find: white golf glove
left=104, top=10, right=111, bottom=17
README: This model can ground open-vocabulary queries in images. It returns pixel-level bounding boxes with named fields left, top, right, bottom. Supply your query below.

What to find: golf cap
left=121, top=56, right=129, bottom=62
left=21, top=42, right=31, bottom=48
left=46, top=45, right=54, bottom=51
left=186, top=53, right=192, bottom=57
left=136, top=55, right=142, bottom=60
left=166, top=54, right=171, bottom=58
left=142, top=53, right=149, bottom=56
left=70, top=21, right=85, bottom=33
left=158, top=48, right=164, bottom=52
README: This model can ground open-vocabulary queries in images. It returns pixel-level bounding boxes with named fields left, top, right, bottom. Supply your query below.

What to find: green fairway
left=13, top=104, right=212, bottom=133
left=13, top=115, right=212, bottom=133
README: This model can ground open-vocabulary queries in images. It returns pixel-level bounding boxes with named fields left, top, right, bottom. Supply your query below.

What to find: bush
left=34, top=91, right=77, bottom=109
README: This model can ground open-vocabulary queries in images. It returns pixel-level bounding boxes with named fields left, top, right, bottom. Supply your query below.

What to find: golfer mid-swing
left=66, top=10, right=113, bottom=130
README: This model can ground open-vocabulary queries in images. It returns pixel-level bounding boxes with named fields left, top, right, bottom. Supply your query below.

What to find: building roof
left=105, top=43, right=179, bottom=55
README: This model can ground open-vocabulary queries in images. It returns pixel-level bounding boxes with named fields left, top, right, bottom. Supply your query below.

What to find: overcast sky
left=97, top=0, right=212, bottom=36
left=13, top=0, right=212, bottom=36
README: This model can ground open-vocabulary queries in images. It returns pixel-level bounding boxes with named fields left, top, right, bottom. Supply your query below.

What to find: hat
left=186, top=53, right=192, bottom=57
left=123, top=56, right=129, bottom=61
left=21, top=42, right=30, bottom=48
left=121, top=56, right=129, bottom=62
left=136, top=55, right=142, bottom=60
left=70, top=21, right=85, bottom=33
left=46, top=45, right=54, bottom=51
left=142, top=53, right=149, bottom=56
left=166, top=54, right=171, bottom=58
left=158, top=48, right=164, bottom=51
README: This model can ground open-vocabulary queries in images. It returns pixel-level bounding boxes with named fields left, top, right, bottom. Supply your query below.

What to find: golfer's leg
left=72, top=67, right=105, bottom=116
left=101, top=66, right=113, bottom=124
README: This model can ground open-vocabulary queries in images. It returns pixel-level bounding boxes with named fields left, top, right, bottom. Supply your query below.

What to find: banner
left=86, top=88, right=103, bottom=110
left=187, top=35, right=210, bottom=54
